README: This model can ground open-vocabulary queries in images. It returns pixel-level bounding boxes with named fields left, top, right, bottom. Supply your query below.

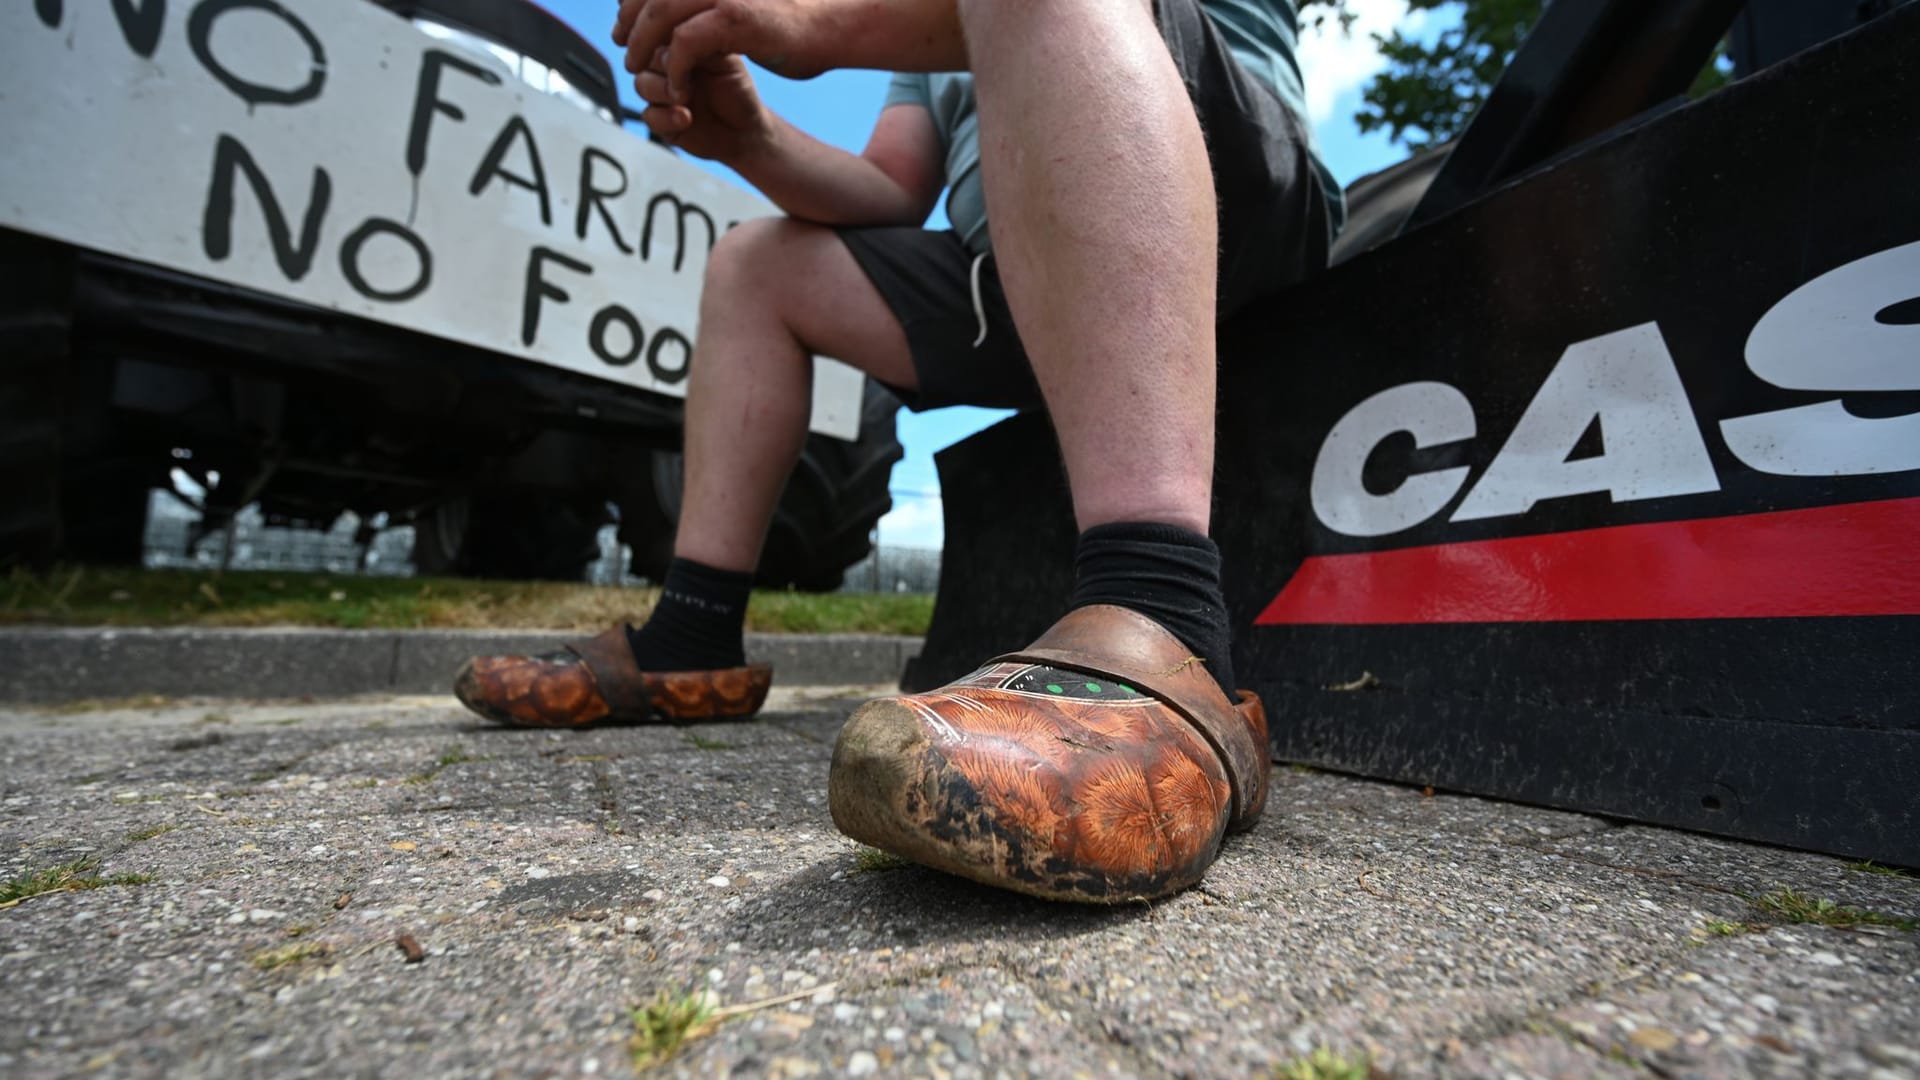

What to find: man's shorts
left=838, top=0, right=1335, bottom=412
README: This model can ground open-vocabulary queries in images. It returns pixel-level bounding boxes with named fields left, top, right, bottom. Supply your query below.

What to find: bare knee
left=701, top=216, right=828, bottom=308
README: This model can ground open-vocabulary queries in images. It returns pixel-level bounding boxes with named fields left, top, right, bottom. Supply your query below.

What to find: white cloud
left=877, top=494, right=944, bottom=550
left=1296, top=0, right=1428, bottom=126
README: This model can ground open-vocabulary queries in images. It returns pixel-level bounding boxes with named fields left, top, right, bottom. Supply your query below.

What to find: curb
left=0, top=628, right=921, bottom=703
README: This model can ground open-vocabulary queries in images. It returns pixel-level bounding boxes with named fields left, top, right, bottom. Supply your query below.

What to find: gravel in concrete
left=0, top=691, right=1914, bottom=1078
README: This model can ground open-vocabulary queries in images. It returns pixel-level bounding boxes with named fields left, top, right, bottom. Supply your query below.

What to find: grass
left=407, top=746, right=487, bottom=785
left=0, top=858, right=152, bottom=905
left=852, top=847, right=910, bottom=875
left=1844, top=860, right=1912, bottom=878
left=1749, top=888, right=1917, bottom=932
left=1273, top=1047, right=1378, bottom=1080
left=682, top=733, right=734, bottom=751
left=251, top=941, right=333, bottom=971
left=1701, top=919, right=1752, bottom=937
left=628, top=983, right=838, bottom=1069
left=3, top=565, right=933, bottom=635
left=45, top=694, right=172, bottom=716
left=630, top=988, right=720, bottom=1069
left=127, top=823, right=177, bottom=842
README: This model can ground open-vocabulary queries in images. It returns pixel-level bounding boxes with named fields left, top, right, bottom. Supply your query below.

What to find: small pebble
left=847, top=1051, right=878, bottom=1077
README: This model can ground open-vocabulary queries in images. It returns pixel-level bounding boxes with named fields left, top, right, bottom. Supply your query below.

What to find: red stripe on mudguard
left=1257, top=497, right=1920, bottom=625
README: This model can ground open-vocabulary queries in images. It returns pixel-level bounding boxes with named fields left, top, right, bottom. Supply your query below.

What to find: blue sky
left=544, top=0, right=1438, bottom=548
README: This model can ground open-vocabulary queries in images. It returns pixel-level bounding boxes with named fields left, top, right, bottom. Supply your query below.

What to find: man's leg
left=829, top=0, right=1269, bottom=903
left=672, top=218, right=919, bottom=575
left=966, top=0, right=1217, bottom=536
left=619, top=216, right=920, bottom=674
left=964, top=0, right=1235, bottom=693
left=452, top=216, right=916, bottom=728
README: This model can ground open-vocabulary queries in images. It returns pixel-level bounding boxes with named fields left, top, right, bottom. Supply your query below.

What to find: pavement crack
left=1496, top=838, right=1746, bottom=899
left=591, top=761, right=623, bottom=836
left=998, top=960, right=1170, bottom=1077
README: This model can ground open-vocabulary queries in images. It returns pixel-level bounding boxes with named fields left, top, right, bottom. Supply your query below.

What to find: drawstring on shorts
left=968, top=251, right=991, bottom=348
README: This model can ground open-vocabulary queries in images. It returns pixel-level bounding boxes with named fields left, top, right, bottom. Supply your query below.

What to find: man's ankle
left=1066, top=521, right=1236, bottom=697
left=626, top=557, right=753, bottom=671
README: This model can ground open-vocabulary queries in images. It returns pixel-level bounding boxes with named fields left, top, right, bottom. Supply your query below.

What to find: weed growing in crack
left=852, top=847, right=910, bottom=875
left=409, top=747, right=489, bottom=785
left=1272, top=1046, right=1378, bottom=1080
left=0, top=858, right=151, bottom=905
left=251, top=941, right=333, bottom=971
left=630, top=987, right=719, bottom=1068
left=1844, top=860, right=1912, bottom=879
left=1749, top=888, right=1917, bottom=932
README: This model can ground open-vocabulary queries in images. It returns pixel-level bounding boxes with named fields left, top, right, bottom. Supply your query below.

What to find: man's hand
left=634, top=49, right=774, bottom=165
left=614, top=0, right=828, bottom=104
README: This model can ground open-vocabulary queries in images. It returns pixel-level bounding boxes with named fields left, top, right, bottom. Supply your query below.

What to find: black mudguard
left=911, top=7, right=1919, bottom=864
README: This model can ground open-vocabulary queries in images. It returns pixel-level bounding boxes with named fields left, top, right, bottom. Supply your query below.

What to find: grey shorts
left=838, top=0, right=1334, bottom=412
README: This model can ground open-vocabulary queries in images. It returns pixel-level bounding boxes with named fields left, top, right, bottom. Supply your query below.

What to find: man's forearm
left=730, top=114, right=931, bottom=227
left=756, top=0, right=966, bottom=77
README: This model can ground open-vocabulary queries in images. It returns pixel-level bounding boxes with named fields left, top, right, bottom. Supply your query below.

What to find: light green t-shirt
left=885, top=0, right=1343, bottom=254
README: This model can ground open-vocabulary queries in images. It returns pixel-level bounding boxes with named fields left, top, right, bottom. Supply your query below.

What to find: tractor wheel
left=620, top=378, right=902, bottom=591
left=412, top=492, right=609, bottom=582
left=408, top=497, right=471, bottom=578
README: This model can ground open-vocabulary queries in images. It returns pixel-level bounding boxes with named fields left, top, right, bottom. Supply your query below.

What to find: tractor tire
left=408, top=497, right=471, bottom=578
left=412, top=492, right=609, bottom=582
left=620, top=378, right=903, bottom=591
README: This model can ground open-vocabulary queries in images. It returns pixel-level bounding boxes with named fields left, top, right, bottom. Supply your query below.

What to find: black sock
left=625, top=558, right=752, bottom=671
left=1067, top=522, right=1236, bottom=697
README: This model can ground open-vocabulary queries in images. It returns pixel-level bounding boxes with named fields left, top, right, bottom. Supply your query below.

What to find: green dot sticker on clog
left=1085, top=682, right=1102, bottom=693
left=1119, top=685, right=1136, bottom=695
left=1046, top=684, right=1064, bottom=694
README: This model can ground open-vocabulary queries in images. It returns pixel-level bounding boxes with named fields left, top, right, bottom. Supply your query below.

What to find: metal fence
left=141, top=492, right=941, bottom=593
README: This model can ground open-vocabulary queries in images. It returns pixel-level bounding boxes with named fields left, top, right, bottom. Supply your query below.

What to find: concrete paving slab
left=0, top=691, right=1913, bottom=1078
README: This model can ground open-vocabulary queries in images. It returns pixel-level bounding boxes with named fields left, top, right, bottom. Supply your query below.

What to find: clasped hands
left=613, top=0, right=831, bottom=157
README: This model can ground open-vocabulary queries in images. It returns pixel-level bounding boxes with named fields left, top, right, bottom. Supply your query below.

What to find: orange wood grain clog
left=829, top=604, right=1269, bottom=902
left=452, top=626, right=771, bottom=728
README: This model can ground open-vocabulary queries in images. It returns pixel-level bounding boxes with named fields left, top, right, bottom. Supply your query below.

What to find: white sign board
left=0, top=0, right=865, bottom=439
